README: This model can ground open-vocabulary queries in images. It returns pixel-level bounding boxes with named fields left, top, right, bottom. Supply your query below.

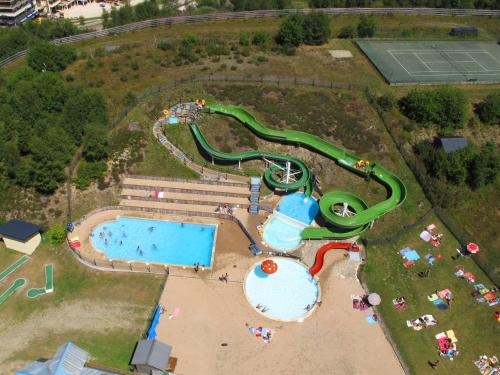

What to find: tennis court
left=357, top=41, right=500, bottom=85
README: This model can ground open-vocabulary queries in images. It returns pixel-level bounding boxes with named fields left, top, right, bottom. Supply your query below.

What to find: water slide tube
left=309, top=242, right=359, bottom=277
left=194, top=102, right=406, bottom=239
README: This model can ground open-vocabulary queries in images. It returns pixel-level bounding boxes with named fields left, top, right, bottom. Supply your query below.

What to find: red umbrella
left=467, top=243, right=480, bottom=254
left=261, top=259, right=278, bottom=275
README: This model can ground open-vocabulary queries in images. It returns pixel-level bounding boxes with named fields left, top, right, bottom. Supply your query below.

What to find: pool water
left=91, top=217, right=216, bottom=267
left=262, top=215, right=305, bottom=251
left=276, top=193, right=319, bottom=224
left=245, top=258, right=319, bottom=321
left=263, top=193, right=319, bottom=251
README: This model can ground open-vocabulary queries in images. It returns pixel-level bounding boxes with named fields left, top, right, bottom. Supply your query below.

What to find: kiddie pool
left=244, top=258, right=320, bottom=321
left=263, top=193, right=319, bottom=251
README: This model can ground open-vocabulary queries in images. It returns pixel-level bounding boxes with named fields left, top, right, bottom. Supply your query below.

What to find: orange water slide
left=309, top=242, right=359, bottom=277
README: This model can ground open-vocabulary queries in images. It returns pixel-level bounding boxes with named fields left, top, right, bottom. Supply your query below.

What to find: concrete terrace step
left=121, top=188, right=249, bottom=204
left=120, top=194, right=250, bottom=208
left=119, top=199, right=224, bottom=214
left=122, top=184, right=250, bottom=198
left=123, top=177, right=250, bottom=195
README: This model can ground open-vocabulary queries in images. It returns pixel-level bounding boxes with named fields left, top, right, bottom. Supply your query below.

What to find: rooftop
left=131, top=339, right=172, bottom=370
left=0, top=219, right=40, bottom=241
left=437, top=136, right=468, bottom=153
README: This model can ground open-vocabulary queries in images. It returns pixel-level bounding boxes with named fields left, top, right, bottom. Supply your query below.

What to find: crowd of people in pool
left=91, top=225, right=160, bottom=256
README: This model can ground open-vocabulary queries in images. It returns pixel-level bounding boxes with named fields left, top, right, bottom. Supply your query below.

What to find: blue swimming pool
left=91, top=217, right=216, bottom=267
left=245, top=258, right=320, bottom=321
left=276, top=193, right=319, bottom=225
left=263, top=215, right=304, bottom=251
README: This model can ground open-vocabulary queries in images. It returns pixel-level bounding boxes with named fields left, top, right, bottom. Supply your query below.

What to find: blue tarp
left=147, top=305, right=162, bottom=340
left=400, top=247, right=420, bottom=262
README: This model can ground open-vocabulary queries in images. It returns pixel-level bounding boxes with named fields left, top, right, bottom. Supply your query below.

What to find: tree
left=357, top=15, right=377, bottom=38
left=252, top=30, right=269, bottom=48
left=275, top=14, right=304, bottom=47
left=399, top=89, right=439, bottom=126
left=476, top=91, right=500, bottom=125
left=399, top=87, right=467, bottom=129
left=468, top=142, right=499, bottom=189
left=433, top=87, right=467, bottom=129
left=302, top=12, right=331, bottom=45
left=27, top=42, right=76, bottom=72
left=82, top=123, right=108, bottom=162
left=46, top=224, right=67, bottom=245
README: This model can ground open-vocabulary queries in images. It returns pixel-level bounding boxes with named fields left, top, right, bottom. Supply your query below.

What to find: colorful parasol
left=467, top=243, right=480, bottom=254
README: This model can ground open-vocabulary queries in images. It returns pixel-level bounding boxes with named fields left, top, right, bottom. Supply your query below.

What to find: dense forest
left=0, top=46, right=108, bottom=195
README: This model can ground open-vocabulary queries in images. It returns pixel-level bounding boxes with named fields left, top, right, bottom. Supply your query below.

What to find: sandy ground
left=0, top=300, right=146, bottom=373
left=157, top=233, right=403, bottom=375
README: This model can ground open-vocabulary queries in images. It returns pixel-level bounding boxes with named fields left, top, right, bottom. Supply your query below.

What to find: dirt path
left=0, top=299, right=146, bottom=369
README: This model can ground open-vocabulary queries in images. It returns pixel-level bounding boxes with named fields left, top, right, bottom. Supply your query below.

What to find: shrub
left=302, top=12, right=331, bottom=45
left=74, top=161, right=107, bottom=189
left=111, top=60, right=120, bottom=72
left=239, top=32, right=250, bottom=46
left=276, top=14, right=304, bottom=47
left=357, top=15, right=377, bottom=38
left=157, top=40, right=173, bottom=51
left=338, top=25, right=356, bottom=39
left=476, top=91, right=500, bottom=125
left=252, top=31, right=269, bottom=48
left=120, top=74, right=128, bottom=82
left=256, top=55, right=268, bottom=62
left=468, top=142, right=499, bottom=189
left=46, top=224, right=67, bottom=245
left=130, top=61, right=140, bottom=70
left=377, top=92, right=396, bottom=112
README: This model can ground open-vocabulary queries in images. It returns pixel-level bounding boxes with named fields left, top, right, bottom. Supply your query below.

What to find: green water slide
left=189, top=125, right=313, bottom=194
left=195, top=102, right=406, bottom=239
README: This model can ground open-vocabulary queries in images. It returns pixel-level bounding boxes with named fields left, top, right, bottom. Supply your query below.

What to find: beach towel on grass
left=365, top=314, right=378, bottom=324
left=400, top=248, right=420, bottom=261
left=420, top=230, right=432, bottom=242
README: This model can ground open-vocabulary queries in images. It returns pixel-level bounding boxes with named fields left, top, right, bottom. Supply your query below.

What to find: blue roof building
left=16, top=342, right=120, bottom=375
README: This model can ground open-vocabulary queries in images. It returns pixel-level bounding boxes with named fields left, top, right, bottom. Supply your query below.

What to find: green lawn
left=363, top=212, right=500, bottom=375
left=0, top=239, right=163, bottom=370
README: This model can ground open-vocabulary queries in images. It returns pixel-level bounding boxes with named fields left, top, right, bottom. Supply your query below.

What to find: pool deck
left=157, top=248, right=403, bottom=375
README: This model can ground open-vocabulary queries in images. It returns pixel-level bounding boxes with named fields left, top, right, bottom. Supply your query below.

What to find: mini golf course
left=190, top=102, right=406, bottom=239
left=0, top=255, right=29, bottom=283
left=27, top=264, right=54, bottom=298
left=0, top=278, right=27, bottom=305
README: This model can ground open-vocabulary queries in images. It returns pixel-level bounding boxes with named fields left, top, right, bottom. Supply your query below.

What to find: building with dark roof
left=131, top=339, right=174, bottom=374
left=436, top=136, right=468, bottom=154
left=0, top=219, right=41, bottom=255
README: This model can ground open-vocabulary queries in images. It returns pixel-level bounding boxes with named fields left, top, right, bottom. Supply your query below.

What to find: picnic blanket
left=436, top=330, right=458, bottom=359
left=407, top=314, right=437, bottom=330
left=400, top=248, right=420, bottom=261
left=420, top=230, right=432, bottom=242
left=474, top=355, right=499, bottom=375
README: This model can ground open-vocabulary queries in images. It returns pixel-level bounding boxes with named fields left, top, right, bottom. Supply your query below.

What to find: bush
left=27, top=42, right=76, bottom=72
left=157, top=40, right=173, bottom=51
left=46, top=224, right=67, bottom=245
left=239, top=32, right=250, bottom=46
left=476, top=91, right=500, bottom=125
left=302, top=12, right=331, bottom=45
left=252, top=31, right=269, bottom=48
left=74, top=160, right=107, bottom=189
left=399, top=87, right=467, bottom=130
left=338, top=24, right=356, bottom=39
left=377, top=92, right=396, bottom=112
left=276, top=14, right=304, bottom=47
left=357, top=15, right=377, bottom=38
